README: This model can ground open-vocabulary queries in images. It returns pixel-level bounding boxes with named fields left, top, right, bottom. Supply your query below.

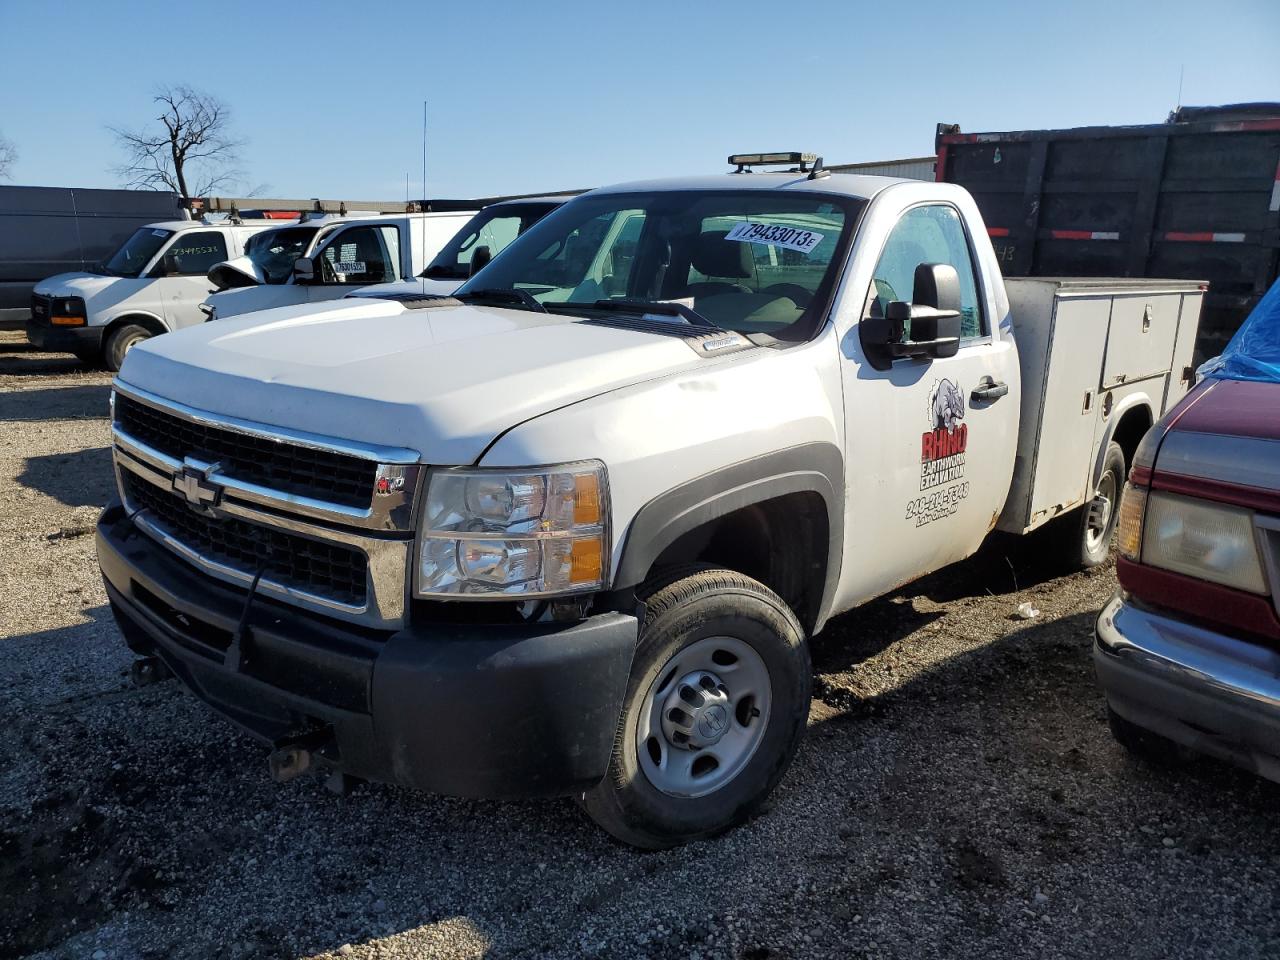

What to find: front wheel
left=104, top=323, right=152, bottom=372
left=582, top=567, right=811, bottom=849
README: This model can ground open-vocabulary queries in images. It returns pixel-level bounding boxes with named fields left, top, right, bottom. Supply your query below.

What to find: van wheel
left=1059, top=441, right=1125, bottom=570
left=1107, top=706, right=1182, bottom=766
left=104, top=323, right=152, bottom=372
left=582, top=567, right=811, bottom=849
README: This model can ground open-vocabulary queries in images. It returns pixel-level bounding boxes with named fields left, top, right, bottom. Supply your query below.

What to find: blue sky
left=2, top=0, right=1277, bottom=201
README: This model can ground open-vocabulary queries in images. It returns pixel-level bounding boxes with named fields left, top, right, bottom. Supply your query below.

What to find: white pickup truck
left=202, top=210, right=475, bottom=321
left=97, top=154, right=1202, bottom=848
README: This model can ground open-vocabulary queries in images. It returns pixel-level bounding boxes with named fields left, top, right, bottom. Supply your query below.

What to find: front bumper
left=1094, top=591, right=1280, bottom=782
left=26, top=316, right=102, bottom=353
left=98, top=502, right=638, bottom=798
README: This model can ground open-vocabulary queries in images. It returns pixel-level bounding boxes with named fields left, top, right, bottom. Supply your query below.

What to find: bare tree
left=0, top=133, right=16, bottom=181
left=111, top=86, right=246, bottom=200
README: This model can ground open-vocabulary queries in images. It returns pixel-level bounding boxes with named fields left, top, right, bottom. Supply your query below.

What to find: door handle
left=971, top=377, right=1008, bottom=403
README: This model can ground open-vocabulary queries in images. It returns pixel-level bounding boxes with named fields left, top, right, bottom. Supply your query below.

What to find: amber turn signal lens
left=51, top=315, right=86, bottom=326
left=573, top=473, right=601, bottom=525
left=1116, top=483, right=1146, bottom=561
left=569, top=537, right=603, bottom=584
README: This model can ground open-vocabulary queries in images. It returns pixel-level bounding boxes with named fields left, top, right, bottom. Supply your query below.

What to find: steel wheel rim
left=636, top=635, right=772, bottom=799
left=1087, top=469, right=1118, bottom=551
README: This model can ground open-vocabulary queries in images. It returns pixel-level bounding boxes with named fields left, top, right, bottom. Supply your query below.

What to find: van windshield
left=456, top=190, right=862, bottom=338
left=101, top=228, right=172, bottom=278
left=243, top=226, right=322, bottom=284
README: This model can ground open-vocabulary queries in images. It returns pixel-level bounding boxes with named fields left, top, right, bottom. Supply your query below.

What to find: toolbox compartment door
left=1101, top=294, right=1181, bottom=388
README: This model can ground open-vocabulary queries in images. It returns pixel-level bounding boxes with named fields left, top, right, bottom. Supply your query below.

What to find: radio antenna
left=421, top=100, right=428, bottom=275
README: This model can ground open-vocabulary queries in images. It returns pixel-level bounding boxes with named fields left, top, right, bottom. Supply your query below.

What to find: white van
left=26, top=218, right=279, bottom=370
left=203, top=211, right=474, bottom=321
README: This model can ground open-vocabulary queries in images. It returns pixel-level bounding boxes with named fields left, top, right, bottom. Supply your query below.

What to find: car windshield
left=422, top=203, right=559, bottom=281
left=455, top=190, right=862, bottom=338
left=243, top=226, right=322, bottom=284
left=101, top=227, right=172, bottom=277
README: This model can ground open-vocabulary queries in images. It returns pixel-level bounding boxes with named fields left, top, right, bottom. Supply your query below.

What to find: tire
left=582, top=567, right=811, bottom=849
left=104, top=323, right=152, bottom=372
left=1059, top=441, right=1126, bottom=570
left=1107, top=706, right=1182, bottom=766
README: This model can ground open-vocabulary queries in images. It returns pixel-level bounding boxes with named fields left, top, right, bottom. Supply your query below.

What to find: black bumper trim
left=25, top=317, right=104, bottom=352
left=98, top=502, right=638, bottom=799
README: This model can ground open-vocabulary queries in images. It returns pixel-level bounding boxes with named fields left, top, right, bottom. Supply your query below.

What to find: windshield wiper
left=456, top=288, right=547, bottom=313
left=588, top=298, right=716, bottom=328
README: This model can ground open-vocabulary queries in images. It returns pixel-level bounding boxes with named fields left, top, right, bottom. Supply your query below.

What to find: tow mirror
left=292, top=256, right=316, bottom=284
left=469, top=245, right=492, bottom=276
left=860, top=263, right=963, bottom=370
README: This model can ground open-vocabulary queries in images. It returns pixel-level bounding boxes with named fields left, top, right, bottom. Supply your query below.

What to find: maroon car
left=1095, top=374, right=1280, bottom=779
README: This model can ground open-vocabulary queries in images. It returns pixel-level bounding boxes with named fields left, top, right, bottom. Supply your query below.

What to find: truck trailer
left=935, top=103, right=1280, bottom=357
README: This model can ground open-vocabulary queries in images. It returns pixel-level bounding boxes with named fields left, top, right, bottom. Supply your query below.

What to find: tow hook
left=129, top=657, right=172, bottom=688
left=267, top=729, right=333, bottom=784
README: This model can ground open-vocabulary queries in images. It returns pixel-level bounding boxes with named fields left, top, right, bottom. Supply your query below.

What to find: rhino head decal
left=930, top=378, right=965, bottom=434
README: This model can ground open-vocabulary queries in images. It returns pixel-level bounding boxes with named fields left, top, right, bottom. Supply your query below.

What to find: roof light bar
left=729, top=152, right=819, bottom=173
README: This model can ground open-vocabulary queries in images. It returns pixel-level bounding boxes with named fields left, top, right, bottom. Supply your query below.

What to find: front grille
left=30, top=294, right=49, bottom=326
left=115, top=393, right=377, bottom=509
left=124, top=473, right=368, bottom=606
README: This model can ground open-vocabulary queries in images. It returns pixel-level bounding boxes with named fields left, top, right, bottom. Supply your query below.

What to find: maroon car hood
left=1152, top=378, right=1280, bottom=513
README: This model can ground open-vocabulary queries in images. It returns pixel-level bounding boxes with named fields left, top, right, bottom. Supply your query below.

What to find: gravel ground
left=1, top=328, right=1278, bottom=960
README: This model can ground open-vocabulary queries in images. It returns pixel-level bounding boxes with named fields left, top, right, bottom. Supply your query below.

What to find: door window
left=318, top=225, right=401, bottom=284
left=867, top=205, right=984, bottom=339
left=458, top=215, right=521, bottom=266
left=164, top=231, right=228, bottom=276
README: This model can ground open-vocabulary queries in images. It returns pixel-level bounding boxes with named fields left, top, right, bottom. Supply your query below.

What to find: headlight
left=50, top=296, right=87, bottom=326
left=416, top=461, right=609, bottom=598
left=1141, top=491, right=1267, bottom=594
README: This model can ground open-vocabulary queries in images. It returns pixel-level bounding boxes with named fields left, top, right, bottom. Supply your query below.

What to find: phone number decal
left=905, top=481, right=969, bottom=527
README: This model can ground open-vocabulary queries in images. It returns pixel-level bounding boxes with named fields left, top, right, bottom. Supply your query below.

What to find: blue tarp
left=1198, top=277, right=1280, bottom=383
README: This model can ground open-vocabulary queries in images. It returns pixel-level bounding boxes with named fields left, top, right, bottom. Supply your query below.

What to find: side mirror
left=860, top=263, right=963, bottom=370
left=469, top=245, right=492, bottom=276
left=292, top=256, right=316, bottom=284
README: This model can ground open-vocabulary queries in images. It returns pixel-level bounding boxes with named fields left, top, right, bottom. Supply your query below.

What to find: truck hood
left=118, top=298, right=713, bottom=465
left=207, top=256, right=266, bottom=291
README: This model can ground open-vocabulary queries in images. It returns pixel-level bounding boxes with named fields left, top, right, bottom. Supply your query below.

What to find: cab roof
left=587, top=171, right=911, bottom=202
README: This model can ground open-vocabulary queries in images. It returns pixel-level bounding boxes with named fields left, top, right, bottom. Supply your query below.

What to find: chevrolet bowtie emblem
left=173, top=461, right=223, bottom=510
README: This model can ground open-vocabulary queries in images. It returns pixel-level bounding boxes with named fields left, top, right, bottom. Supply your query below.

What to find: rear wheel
left=582, top=567, right=811, bottom=849
left=104, top=323, right=152, bottom=372
left=1059, top=441, right=1125, bottom=570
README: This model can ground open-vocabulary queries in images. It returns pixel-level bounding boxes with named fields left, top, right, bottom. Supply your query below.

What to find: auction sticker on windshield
left=724, top=222, right=824, bottom=254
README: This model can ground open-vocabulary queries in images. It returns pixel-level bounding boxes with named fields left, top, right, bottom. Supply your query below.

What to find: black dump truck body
left=936, top=104, right=1280, bottom=356
left=0, top=185, right=181, bottom=327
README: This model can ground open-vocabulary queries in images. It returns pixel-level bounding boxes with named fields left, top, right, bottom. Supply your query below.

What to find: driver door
left=838, top=202, right=1019, bottom=606
left=154, top=230, right=228, bottom=331
left=307, top=224, right=402, bottom=302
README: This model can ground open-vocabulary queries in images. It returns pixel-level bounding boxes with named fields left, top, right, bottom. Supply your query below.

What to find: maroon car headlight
left=1141, top=491, right=1268, bottom=594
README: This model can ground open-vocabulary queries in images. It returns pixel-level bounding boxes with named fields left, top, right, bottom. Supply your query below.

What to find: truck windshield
left=243, top=226, right=322, bottom=284
left=100, top=227, right=173, bottom=278
left=456, top=190, right=862, bottom=338
left=422, top=202, right=559, bottom=281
